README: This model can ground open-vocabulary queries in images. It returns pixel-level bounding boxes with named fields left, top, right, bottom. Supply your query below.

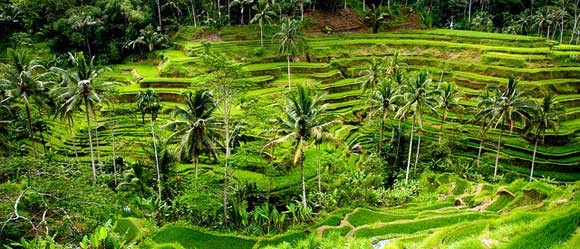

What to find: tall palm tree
left=52, top=52, right=115, bottom=183
left=386, top=52, right=406, bottom=84
left=230, top=0, right=250, bottom=24
left=251, top=0, right=277, bottom=47
left=396, top=71, right=440, bottom=184
left=136, top=88, right=163, bottom=198
left=474, top=78, right=534, bottom=180
left=262, top=84, right=333, bottom=208
left=368, top=80, right=401, bottom=153
left=1, top=49, right=52, bottom=157
left=163, top=90, right=219, bottom=179
left=357, top=57, right=385, bottom=94
left=529, top=93, right=560, bottom=182
left=70, top=13, right=102, bottom=58
left=273, top=17, right=307, bottom=90
left=437, top=82, right=462, bottom=143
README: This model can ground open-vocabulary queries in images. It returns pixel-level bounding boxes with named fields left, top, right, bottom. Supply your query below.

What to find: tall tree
left=529, top=93, right=560, bottom=182
left=136, top=88, right=163, bottom=198
left=163, top=90, right=219, bottom=179
left=273, top=17, right=307, bottom=90
left=368, top=80, right=401, bottom=153
left=357, top=57, right=385, bottom=94
left=70, top=13, right=102, bottom=58
left=474, top=78, right=534, bottom=180
left=437, top=82, right=462, bottom=143
left=0, top=49, right=51, bottom=157
left=262, top=84, right=333, bottom=208
left=396, top=71, right=440, bottom=184
left=251, top=0, right=277, bottom=47
left=52, top=52, right=115, bottom=183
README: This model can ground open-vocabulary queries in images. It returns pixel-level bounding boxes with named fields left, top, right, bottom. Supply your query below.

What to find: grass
left=149, top=225, right=256, bottom=249
left=502, top=210, right=580, bottom=249
left=347, top=209, right=416, bottom=227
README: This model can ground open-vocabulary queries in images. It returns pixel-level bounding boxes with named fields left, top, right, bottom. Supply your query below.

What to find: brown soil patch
left=306, top=8, right=367, bottom=35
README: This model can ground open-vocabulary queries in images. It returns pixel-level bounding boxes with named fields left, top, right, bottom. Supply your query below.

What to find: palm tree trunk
left=439, top=110, right=446, bottom=144
left=378, top=108, right=387, bottom=154
left=260, top=21, right=264, bottom=47
left=223, top=100, right=231, bottom=227
left=194, top=155, right=199, bottom=179
left=414, top=130, right=421, bottom=177
left=317, top=144, right=321, bottom=193
left=85, top=101, right=97, bottom=183
left=300, top=3, right=304, bottom=21
left=530, top=137, right=538, bottom=182
left=287, top=55, right=291, bottom=90
left=477, top=138, right=484, bottom=167
left=300, top=160, right=307, bottom=208
left=405, top=116, right=415, bottom=185
left=23, top=95, right=36, bottom=157
left=151, top=117, right=161, bottom=198
left=393, top=120, right=401, bottom=167
left=493, top=126, right=504, bottom=181
left=156, top=0, right=162, bottom=27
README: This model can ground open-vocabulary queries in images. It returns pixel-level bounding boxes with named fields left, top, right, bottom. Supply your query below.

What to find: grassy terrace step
left=353, top=212, right=498, bottom=238
left=244, top=62, right=330, bottom=76
left=324, top=89, right=362, bottom=104
left=310, top=70, right=343, bottom=83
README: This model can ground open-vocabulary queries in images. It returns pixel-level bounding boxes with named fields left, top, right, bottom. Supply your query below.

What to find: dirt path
left=315, top=207, right=358, bottom=237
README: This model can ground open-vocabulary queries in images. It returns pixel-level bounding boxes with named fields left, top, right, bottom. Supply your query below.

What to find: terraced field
left=121, top=173, right=580, bottom=248
left=50, top=27, right=579, bottom=182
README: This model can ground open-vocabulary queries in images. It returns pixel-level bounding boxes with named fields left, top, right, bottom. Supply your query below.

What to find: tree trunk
left=405, top=116, right=415, bottom=185
left=560, top=14, right=565, bottom=43
left=260, top=20, right=264, bottom=47
left=363, top=0, right=366, bottom=12
left=477, top=138, right=484, bottom=167
left=468, top=0, right=473, bottom=25
left=191, top=0, right=197, bottom=27
left=493, top=126, right=504, bottom=181
left=287, top=55, right=292, bottom=90
left=23, top=95, right=36, bottom=157
left=570, top=0, right=579, bottom=44
left=194, top=155, right=199, bottom=179
left=439, top=110, right=447, bottom=144
left=85, top=101, right=97, bottom=183
left=300, top=159, right=307, bottom=208
left=156, top=0, right=162, bottom=27
left=317, top=144, right=321, bottom=193
left=378, top=108, right=387, bottom=154
left=223, top=98, right=231, bottom=227
left=217, top=0, right=222, bottom=19
left=530, top=136, right=538, bottom=182
left=301, top=3, right=304, bottom=21
left=413, top=130, right=421, bottom=177
left=151, top=117, right=161, bottom=199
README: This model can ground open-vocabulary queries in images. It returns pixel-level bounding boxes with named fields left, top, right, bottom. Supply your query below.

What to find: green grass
left=502, top=210, right=580, bottom=249
left=347, top=209, right=417, bottom=227
left=149, top=225, right=256, bottom=249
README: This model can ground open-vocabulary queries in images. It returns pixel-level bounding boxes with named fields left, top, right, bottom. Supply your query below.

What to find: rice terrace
left=1, top=0, right=580, bottom=248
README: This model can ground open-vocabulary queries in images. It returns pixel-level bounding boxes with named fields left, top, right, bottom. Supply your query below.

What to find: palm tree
left=474, top=78, right=534, bottom=180
left=437, top=82, right=462, bottom=143
left=52, top=52, right=115, bottom=183
left=529, top=93, right=560, bottom=182
left=230, top=0, right=250, bottom=24
left=251, top=0, right=277, bottom=47
left=136, top=88, right=163, bottom=198
left=396, top=71, right=440, bottom=184
left=163, top=90, right=219, bottom=179
left=273, top=17, right=307, bottom=90
left=368, top=80, right=401, bottom=153
left=262, top=84, right=333, bottom=208
left=70, top=13, right=102, bottom=58
left=386, top=52, right=406, bottom=84
left=0, top=49, right=51, bottom=157
left=357, top=57, right=385, bottom=94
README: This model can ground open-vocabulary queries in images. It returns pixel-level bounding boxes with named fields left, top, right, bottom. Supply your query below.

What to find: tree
left=70, top=13, right=102, bottom=58
left=368, top=80, right=401, bottom=153
left=529, top=93, right=560, bottom=182
left=396, top=71, right=440, bottom=184
left=163, top=90, right=219, bottom=179
left=437, top=82, right=462, bottom=143
left=273, top=17, right=307, bottom=90
left=474, top=78, right=534, bottom=180
left=0, top=49, right=51, bottom=157
left=251, top=0, right=277, bottom=47
left=357, top=57, right=385, bottom=94
left=230, top=0, right=250, bottom=24
left=52, top=52, right=115, bottom=183
left=136, top=88, right=163, bottom=198
left=125, top=25, right=169, bottom=53
left=262, top=84, right=333, bottom=208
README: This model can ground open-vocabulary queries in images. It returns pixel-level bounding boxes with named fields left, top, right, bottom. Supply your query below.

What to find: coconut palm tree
left=70, top=13, right=102, bottom=58
left=262, top=84, right=333, bottom=208
left=529, top=93, right=560, bottom=182
left=230, top=0, right=250, bottom=24
left=51, top=52, right=115, bottom=183
left=251, top=0, right=277, bottom=47
left=163, top=90, right=219, bottom=179
left=368, top=80, right=401, bottom=153
left=357, top=57, right=385, bottom=94
left=437, top=82, right=462, bottom=143
left=273, top=17, right=307, bottom=90
left=474, top=78, right=535, bottom=180
left=396, top=71, right=440, bottom=184
left=136, top=88, right=163, bottom=198
left=0, top=49, right=51, bottom=157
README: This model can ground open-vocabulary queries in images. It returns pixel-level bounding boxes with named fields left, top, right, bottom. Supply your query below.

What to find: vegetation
left=1, top=1, right=579, bottom=248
